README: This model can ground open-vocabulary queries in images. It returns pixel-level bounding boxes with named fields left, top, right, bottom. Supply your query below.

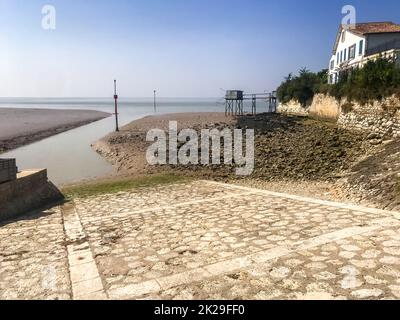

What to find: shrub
left=277, top=58, right=400, bottom=108
left=327, top=58, right=400, bottom=104
left=277, top=68, right=328, bottom=108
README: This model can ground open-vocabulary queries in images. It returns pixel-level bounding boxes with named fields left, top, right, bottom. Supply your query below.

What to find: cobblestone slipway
left=1, top=180, right=400, bottom=300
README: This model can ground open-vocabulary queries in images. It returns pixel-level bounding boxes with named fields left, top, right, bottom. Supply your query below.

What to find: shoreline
left=0, top=108, right=111, bottom=153
left=92, top=111, right=400, bottom=212
left=93, top=112, right=235, bottom=174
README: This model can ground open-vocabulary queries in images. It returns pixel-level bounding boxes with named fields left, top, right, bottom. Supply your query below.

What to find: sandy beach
left=0, top=108, right=110, bottom=153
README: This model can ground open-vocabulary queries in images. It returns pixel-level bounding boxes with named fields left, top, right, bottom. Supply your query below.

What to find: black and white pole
left=114, top=80, right=119, bottom=132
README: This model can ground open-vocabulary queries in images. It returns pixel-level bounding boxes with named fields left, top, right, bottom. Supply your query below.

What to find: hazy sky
left=1, top=0, right=400, bottom=98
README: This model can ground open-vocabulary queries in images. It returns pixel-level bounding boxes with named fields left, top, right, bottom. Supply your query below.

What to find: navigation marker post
left=154, top=90, right=157, bottom=113
left=114, top=80, right=119, bottom=132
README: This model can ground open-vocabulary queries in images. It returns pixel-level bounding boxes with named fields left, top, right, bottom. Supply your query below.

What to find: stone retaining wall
left=278, top=94, right=400, bottom=137
left=278, top=94, right=340, bottom=120
left=276, top=100, right=309, bottom=116
left=0, top=169, right=64, bottom=222
left=338, top=96, right=400, bottom=138
left=309, top=94, right=340, bottom=120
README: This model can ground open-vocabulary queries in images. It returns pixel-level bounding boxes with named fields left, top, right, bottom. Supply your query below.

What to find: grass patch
left=62, top=173, right=191, bottom=199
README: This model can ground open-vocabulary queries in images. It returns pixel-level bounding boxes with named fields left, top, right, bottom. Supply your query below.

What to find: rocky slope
left=162, top=114, right=375, bottom=182
left=339, top=139, right=400, bottom=211
left=94, top=112, right=399, bottom=210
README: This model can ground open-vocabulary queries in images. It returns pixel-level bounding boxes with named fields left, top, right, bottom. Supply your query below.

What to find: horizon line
left=0, top=96, right=222, bottom=99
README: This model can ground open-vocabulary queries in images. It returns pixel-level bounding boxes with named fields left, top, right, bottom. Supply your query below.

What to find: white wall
left=328, top=29, right=400, bottom=84
left=328, top=29, right=365, bottom=83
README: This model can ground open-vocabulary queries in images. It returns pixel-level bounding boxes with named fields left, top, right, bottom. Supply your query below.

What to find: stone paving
left=0, top=207, right=71, bottom=300
left=1, top=180, right=400, bottom=300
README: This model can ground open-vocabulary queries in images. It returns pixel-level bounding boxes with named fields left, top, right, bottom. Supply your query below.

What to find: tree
left=277, top=68, right=327, bottom=107
left=277, top=58, right=400, bottom=107
left=328, top=58, right=400, bottom=104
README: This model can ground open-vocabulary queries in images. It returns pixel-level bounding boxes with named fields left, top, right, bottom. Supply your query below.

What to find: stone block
left=0, top=169, right=64, bottom=222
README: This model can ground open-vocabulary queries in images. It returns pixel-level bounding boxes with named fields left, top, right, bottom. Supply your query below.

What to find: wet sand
left=120, top=112, right=234, bottom=131
left=0, top=108, right=110, bottom=153
left=93, top=112, right=235, bottom=175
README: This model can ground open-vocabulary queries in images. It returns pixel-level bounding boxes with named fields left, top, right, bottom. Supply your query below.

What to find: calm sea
left=0, top=97, right=224, bottom=185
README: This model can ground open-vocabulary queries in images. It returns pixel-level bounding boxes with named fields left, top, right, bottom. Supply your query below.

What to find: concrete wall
left=0, top=169, right=64, bottom=222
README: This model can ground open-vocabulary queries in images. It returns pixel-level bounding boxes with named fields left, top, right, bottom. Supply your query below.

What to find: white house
left=328, top=22, right=400, bottom=84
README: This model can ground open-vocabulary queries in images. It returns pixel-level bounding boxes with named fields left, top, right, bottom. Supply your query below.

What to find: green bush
left=277, top=68, right=328, bottom=107
left=328, top=58, right=400, bottom=104
left=277, top=58, right=400, bottom=108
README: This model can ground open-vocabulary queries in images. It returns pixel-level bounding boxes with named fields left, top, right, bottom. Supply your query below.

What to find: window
left=348, top=44, right=356, bottom=60
left=341, top=31, right=346, bottom=42
left=330, top=60, right=335, bottom=70
left=344, top=48, right=347, bottom=61
left=329, top=74, right=333, bottom=84
left=359, top=40, right=364, bottom=55
left=340, top=51, right=343, bottom=63
left=337, top=52, right=340, bottom=65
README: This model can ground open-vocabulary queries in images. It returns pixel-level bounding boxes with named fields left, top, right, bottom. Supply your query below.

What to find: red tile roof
left=350, top=22, right=400, bottom=35
left=333, top=22, right=400, bottom=54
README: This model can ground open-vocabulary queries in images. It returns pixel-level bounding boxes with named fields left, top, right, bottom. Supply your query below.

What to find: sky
left=1, top=0, right=400, bottom=98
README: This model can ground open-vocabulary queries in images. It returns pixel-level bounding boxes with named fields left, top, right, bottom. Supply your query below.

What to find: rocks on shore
left=93, top=112, right=399, bottom=211
left=339, top=139, right=400, bottom=211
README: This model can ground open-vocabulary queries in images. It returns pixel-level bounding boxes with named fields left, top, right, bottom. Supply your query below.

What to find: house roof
left=332, top=21, right=400, bottom=54
left=351, top=22, right=400, bottom=36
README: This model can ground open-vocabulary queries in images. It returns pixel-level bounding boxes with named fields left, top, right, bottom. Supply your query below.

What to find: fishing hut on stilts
left=225, top=90, right=277, bottom=116
left=225, top=90, right=244, bottom=116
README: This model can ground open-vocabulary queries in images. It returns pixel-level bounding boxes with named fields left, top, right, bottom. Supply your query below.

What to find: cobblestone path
left=1, top=180, right=400, bottom=300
